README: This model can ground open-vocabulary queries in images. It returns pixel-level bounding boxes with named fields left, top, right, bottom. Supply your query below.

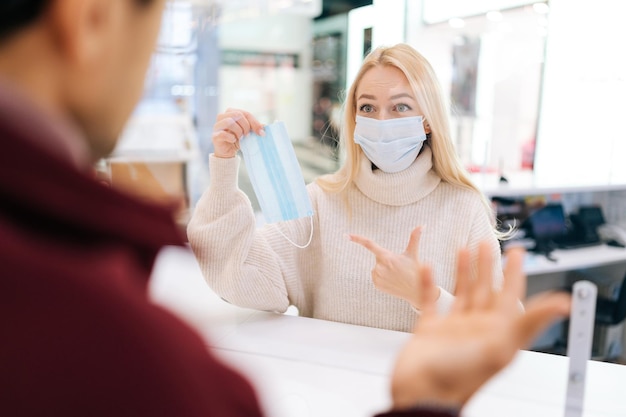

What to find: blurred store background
left=102, top=0, right=626, bottom=225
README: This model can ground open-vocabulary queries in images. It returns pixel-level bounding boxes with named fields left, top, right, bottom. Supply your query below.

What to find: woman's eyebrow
left=357, top=93, right=415, bottom=101
left=390, top=93, right=414, bottom=100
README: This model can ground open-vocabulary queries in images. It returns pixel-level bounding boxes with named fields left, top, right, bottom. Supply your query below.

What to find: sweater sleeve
left=466, top=201, right=504, bottom=291
left=186, top=155, right=313, bottom=313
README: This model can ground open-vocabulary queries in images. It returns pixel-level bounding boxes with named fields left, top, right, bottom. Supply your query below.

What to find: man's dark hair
left=0, top=0, right=49, bottom=41
left=0, top=0, right=155, bottom=42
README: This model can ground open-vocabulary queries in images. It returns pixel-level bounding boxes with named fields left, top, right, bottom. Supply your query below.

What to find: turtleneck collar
left=353, top=144, right=441, bottom=206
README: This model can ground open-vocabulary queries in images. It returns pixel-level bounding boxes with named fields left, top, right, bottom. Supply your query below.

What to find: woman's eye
left=395, top=103, right=411, bottom=112
left=359, top=104, right=374, bottom=113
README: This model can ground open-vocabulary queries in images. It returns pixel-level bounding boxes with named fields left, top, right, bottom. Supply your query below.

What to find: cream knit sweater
left=187, top=146, right=502, bottom=332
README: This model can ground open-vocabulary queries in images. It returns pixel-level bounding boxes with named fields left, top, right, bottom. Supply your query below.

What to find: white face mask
left=353, top=115, right=428, bottom=173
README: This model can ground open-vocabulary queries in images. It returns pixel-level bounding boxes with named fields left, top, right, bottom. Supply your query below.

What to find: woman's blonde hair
left=316, top=43, right=504, bottom=237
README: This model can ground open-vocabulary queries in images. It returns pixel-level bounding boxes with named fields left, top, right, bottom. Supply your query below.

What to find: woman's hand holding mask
left=349, top=227, right=438, bottom=309
left=212, top=108, right=265, bottom=158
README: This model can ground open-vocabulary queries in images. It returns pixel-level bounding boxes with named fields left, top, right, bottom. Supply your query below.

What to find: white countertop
left=149, top=245, right=626, bottom=417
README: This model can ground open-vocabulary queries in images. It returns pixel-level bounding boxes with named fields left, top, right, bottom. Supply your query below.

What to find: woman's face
left=355, top=65, right=423, bottom=121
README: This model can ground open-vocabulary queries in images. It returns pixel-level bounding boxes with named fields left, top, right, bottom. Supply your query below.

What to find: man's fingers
left=404, top=226, right=422, bottom=260
left=514, top=292, right=571, bottom=347
left=419, top=265, right=437, bottom=315
left=501, top=246, right=527, bottom=302
left=451, top=248, right=471, bottom=312
left=469, top=241, right=494, bottom=309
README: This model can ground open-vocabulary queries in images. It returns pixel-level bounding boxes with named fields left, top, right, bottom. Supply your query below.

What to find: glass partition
left=412, top=2, right=550, bottom=175
left=120, top=0, right=626, bottom=207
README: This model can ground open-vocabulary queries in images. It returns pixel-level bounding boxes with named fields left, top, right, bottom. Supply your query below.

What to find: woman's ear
left=424, top=120, right=431, bottom=135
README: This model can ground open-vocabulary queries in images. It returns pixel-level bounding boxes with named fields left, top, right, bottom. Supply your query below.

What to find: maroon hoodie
left=0, top=84, right=264, bottom=416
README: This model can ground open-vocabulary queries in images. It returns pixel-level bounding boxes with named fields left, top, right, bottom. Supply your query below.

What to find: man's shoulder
left=0, top=221, right=261, bottom=416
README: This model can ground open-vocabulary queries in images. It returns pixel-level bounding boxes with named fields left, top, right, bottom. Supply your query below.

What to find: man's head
left=0, top=1, right=49, bottom=41
left=0, top=0, right=166, bottom=161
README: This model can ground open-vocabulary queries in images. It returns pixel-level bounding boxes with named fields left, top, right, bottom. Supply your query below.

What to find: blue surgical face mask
left=240, top=121, right=314, bottom=247
left=353, top=115, right=427, bottom=173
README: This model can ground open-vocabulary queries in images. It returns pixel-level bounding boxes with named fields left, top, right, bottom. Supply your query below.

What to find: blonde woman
left=187, top=43, right=502, bottom=332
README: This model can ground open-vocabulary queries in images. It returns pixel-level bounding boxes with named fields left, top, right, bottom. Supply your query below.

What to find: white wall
left=535, top=0, right=626, bottom=186
left=422, top=0, right=542, bottom=23
left=346, top=0, right=406, bottom=89
left=407, top=2, right=546, bottom=173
